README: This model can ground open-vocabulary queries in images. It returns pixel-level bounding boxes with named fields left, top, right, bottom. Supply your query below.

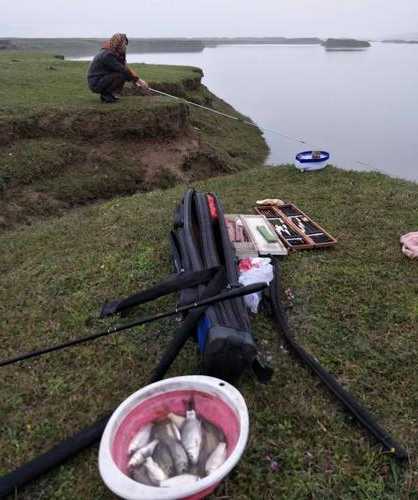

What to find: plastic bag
left=238, top=258, right=274, bottom=313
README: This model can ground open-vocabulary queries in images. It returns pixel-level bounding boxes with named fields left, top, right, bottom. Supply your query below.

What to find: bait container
left=295, top=150, right=330, bottom=172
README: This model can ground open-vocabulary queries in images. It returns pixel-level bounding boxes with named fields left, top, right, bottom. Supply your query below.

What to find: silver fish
left=167, top=421, right=181, bottom=441
left=203, top=420, right=223, bottom=455
left=205, top=442, right=227, bottom=474
left=152, top=420, right=181, bottom=442
left=181, top=410, right=202, bottom=465
left=197, top=420, right=222, bottom=476
left=166, top=437, right=189, bottom=475
left=153, top=441, right=175, bottom=477
left=128, top=422, right=153, bottom=455
left=167, top=412, right=186, bottom=429
left=160, top=474, right=200, bottom=488
left=130, top=465, right=153, bottom=486
left=144, top=456, right=168, bottom=484
left=128, top=439, right=159, bottom=469
left=189, top=464, right=200, bottom=476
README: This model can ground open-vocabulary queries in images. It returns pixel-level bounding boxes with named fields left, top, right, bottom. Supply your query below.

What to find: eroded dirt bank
left=0, top=57, right=268, bottom=230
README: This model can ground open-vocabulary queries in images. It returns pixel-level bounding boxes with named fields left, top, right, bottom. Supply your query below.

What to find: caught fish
left=167, top=421, right=181, bottom=441
left=197, top=420, right=222, bottom=475
left=128, top=422, right=153, bottom=455
left=130, top=465, right=153, bottom=486
left=205, top=442, right=227, bottom=474
left=203, top=420, right=223, bottom=456
left=189, top=464, right=200, bottom=477
left=153, top=442, right=175, bottom=477
left=167, top=412, right=186, bottom=429
left=166, top=438, right=189, bottom=475
left=128, top=439, right=159, bottom=469
left=160, top=474, right=200, bottom=488
left=181, top=410, right=202, bottom=465
left=145, top=456, right=168, bottom=484
left=153, top=421, right=181, bottom=442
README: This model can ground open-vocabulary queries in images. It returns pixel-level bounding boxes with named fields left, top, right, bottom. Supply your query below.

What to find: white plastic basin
left=99, top=375, right=249, bottom=500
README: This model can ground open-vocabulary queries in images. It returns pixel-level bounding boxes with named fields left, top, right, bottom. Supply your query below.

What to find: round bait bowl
left=295, top=150, right=330, bottom=172
left=99, top=376, right=249, bottom=500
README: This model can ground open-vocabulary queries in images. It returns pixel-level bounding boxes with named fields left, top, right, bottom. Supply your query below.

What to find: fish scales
left=128, top=439, right=159, bottom=469
left=181, top=410, right=203, bottom=465
left=153, top=442, right=175, bottom=477
left=128, top=422, right=153, bottom=455
left=145, top=457, right=168, bottom=484
left=128, top=412, right=227, bottom=486
left=130, top=465, right=153, bottom=486
left=160, top=474, right=200, bottom=488
left=205, top=442, right=227, bottom=474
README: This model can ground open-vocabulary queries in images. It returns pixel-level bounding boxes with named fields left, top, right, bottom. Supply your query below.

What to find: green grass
left=1, top=166, right=417, bottom=499
left=0, top=52, right=268, bottom=229
left=0, top=51, right=202, bottom=111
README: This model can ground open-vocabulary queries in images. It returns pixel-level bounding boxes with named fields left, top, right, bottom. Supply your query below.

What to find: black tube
left=0, top=415, right=110, bottom=499
left=270, top=260, right=408, bottom=460
left=150, top=267, right=227, bottom=382
left=0, top=270, right=228, bottom=497
left=100, top=267, right=219, bottom=318
left=0, top=281, right=267, bottom=368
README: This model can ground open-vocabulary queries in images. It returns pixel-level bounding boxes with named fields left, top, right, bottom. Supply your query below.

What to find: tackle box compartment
left=254, top=203, right=337, bottom=250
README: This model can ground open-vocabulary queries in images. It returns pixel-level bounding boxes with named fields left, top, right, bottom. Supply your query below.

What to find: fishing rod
left=146, top=85, right=376, bottom=170
left=0, top=281, right=267, bottom=368
left=149, top=87, right=307, bottom=145
left=269, top=260, right=408, bottom=460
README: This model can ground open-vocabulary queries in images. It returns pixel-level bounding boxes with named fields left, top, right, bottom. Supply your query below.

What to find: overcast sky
left=1, top=0, right=417, bottom=39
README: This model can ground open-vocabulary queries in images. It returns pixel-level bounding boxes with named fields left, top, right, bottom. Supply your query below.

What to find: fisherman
left=87, top=33, right=149, bottom=103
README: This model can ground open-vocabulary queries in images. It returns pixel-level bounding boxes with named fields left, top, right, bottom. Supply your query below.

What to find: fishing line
left=150, top=87, right=308, bottom=144
left=148, top=87, right=376, bottom=171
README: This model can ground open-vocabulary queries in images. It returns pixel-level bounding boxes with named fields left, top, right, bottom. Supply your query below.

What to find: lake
left=79, top=43, right=418, bottom=182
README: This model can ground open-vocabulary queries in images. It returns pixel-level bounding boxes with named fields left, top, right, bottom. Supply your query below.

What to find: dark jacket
left=87, top=49, right=135, bottom=88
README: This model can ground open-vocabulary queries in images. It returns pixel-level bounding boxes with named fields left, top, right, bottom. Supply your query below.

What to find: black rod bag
left=170, top=189, right=264, bottom=382
left=98, top=188, right=271, bottom=383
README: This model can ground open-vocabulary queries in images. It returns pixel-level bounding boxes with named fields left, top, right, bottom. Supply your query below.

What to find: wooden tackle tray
left=255, top=203, right=337, bottom=250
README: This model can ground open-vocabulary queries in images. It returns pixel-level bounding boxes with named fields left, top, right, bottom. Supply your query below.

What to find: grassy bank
left=1, top=166, right=417, bottom=499
left=0, top=52, right=268, bottom=229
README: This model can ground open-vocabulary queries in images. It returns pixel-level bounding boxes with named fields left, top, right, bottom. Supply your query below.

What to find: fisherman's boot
left=100, top=93, right=117, bottom=104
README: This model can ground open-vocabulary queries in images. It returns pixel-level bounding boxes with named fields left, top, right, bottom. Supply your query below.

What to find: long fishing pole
left=0, top=281, right=267, bottom=368
left=149, top=87, right=307, bottom=145
left=270, top=260, right=408, bottom=460
left=146, top=85, right=376, bottom=170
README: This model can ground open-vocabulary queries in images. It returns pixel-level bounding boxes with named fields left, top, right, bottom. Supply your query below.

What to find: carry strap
left=270, top=260, right=408, bottom=459
left=100, top=267, right=220, bottom=318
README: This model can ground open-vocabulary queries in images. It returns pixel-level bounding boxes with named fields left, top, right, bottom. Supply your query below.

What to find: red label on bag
left=207, top=194, right=218, bottom=219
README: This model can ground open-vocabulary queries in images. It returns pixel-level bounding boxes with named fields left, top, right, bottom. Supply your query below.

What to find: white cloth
left=400, top=232, right=418, bottom=259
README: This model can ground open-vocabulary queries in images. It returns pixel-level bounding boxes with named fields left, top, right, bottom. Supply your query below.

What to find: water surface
left=80, top=43, right=418, bottom=181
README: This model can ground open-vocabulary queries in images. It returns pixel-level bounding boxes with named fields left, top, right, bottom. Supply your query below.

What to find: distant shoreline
left=3, top=37, right=417, bottom=58
left=0, top=36, right=332, bottom=57
left=382, top=39, right=418, bottom=44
